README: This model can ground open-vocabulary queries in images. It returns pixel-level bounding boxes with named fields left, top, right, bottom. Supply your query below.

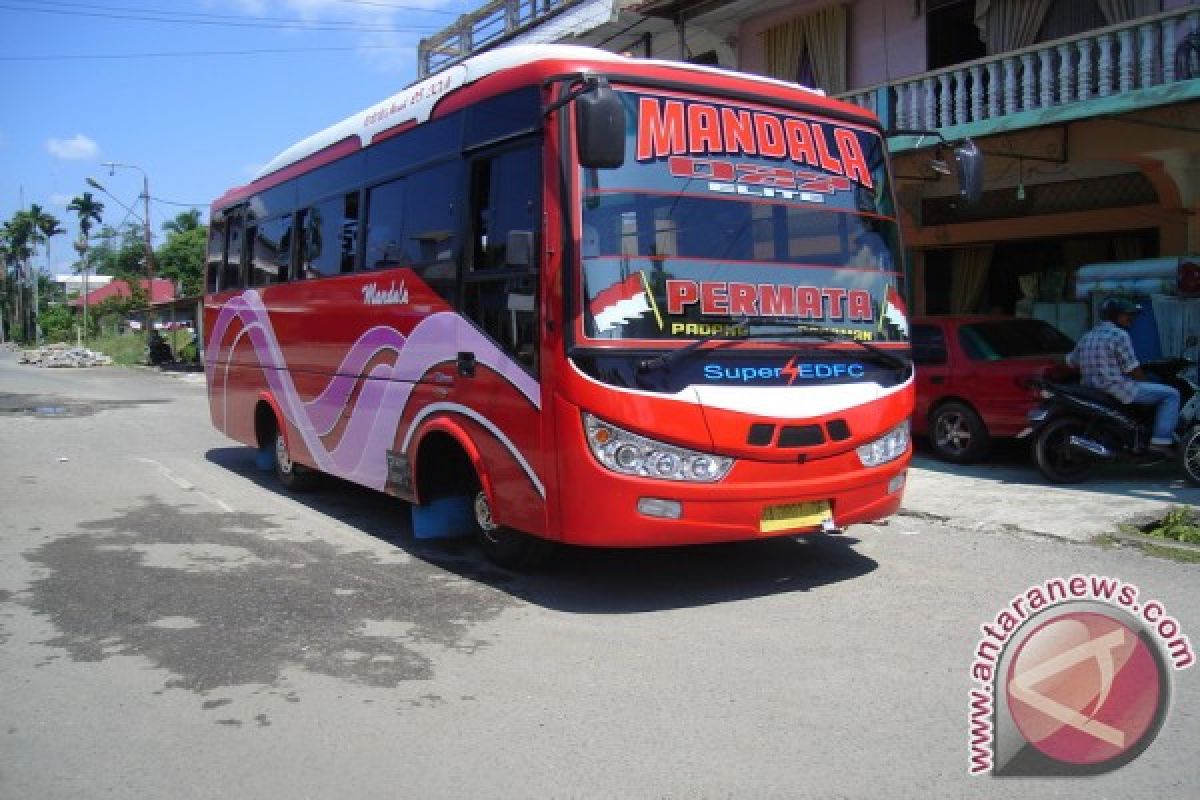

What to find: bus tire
left=472, top=489, right=552, bottom=571
left=274, top=429, right=319, bottom=492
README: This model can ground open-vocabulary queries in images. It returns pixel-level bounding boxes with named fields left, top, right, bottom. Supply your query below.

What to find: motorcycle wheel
left=1179, top=426, right=1200, bottom=487
left=1033, top=416, right=1094, bottom=484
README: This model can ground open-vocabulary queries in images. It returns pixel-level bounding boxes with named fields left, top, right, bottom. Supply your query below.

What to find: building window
left=926, top=0, right=985, bottom=70
left=762, top=4, right=847, bottom=93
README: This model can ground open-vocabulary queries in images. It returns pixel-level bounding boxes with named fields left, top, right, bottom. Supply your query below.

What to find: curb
left=1107, top=530, right=1200, bottom=557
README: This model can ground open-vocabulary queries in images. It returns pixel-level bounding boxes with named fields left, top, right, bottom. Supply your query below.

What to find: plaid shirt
left=1067, top=321, right=1139, bottom=403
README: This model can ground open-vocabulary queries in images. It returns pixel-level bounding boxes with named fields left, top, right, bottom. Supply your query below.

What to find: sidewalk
left=897, top=447, right=1197, bottom=543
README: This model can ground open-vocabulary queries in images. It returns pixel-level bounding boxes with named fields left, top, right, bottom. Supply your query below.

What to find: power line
left=0, top=44, right=408, bottom=61
left=10, top=0, right=462, bottom=18
left=0, top=1, right=443, bottom=32
left=150, top=197, right=204, bottom=209
left=333, top=0, right=466, bottom=11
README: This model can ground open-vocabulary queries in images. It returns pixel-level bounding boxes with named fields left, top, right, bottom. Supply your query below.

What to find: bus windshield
left=579, top=89, right=907, bottom=345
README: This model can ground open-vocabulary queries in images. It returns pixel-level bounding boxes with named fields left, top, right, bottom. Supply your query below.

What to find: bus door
left=459, top=141, right=547, bottom=535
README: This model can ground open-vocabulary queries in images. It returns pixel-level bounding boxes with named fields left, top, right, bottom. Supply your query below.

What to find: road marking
left=136, top=457, right=234, bottom=512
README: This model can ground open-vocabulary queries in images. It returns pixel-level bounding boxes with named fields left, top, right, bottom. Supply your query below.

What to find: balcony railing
left=418, top=0, right=580, bottom=78
left=837, top=7, right=1200, bottom=134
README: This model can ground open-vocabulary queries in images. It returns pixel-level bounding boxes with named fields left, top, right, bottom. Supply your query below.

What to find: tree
left=162, top=208, right=201, bottom=236
left=24, top=205, right=66, bottom=344
left=91, top=223, right=146, bottom=276
left=67, top=192, right=105, bottom=343
left=3, top=212, right=36, bottom=341
left=156, top=211, right=207, bottom=297
left=67, top=192, right=105, bottom=242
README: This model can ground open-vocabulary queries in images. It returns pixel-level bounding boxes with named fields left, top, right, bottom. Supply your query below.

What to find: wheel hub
left=936, top=414, right=969, bottom=452
left=474, top=491, right=499, bottom=539
left=275, top=433, right=292, bottom=474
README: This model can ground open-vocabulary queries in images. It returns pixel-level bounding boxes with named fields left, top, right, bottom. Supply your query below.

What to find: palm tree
left=3, top=214, right=34, bottom=341
left=26, top=204, right=66, bottom=344
left=68, top=192, right=105, bottom=342
left=162, top=208, right=201, bottom=236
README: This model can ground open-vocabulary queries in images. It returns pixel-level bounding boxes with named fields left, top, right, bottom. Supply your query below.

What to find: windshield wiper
left=637, top=323, right=910, bottom=373
left=638, top=316, right=754, bottom=372
left=794, top=328, right=910, bottom=370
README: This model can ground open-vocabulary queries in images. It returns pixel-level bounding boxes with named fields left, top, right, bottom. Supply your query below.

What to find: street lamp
left=86, top=163, right=157, bottom=336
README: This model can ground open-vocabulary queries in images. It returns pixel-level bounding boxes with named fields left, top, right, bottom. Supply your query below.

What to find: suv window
left=959, top=320, right=1074, bottom=361
left=911, top=324, right=947, bottom=365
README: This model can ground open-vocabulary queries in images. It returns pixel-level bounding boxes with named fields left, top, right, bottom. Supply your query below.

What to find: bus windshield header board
left=578, top=89, right=906, bottom=346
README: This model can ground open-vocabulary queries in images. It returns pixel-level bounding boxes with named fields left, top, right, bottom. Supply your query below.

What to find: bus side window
left=464, top=143, right=540, bottom=371
left=364, top=179, right=405, bottom=271
left=248, top=216, right=292, bottom=288
left=205, top=216, right=226, bottom=294
left=299, top=192, right=358, bottom=279
left=221, top=212, right=245, bottom=291
left=401, top=161, right=459, bottom=305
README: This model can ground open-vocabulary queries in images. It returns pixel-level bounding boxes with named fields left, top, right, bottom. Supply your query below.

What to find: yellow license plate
left=759, top=500, right=832, bottom=534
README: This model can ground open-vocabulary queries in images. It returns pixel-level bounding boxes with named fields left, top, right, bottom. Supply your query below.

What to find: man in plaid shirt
left=1067, top=298, right=1180, bottom=452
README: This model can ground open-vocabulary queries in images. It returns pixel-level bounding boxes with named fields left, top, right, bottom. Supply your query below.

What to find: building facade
left=420, top=0, right=1199, bottom=341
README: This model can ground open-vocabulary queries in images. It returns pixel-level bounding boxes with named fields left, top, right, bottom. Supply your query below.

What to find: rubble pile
left=19, top=344, right=114, bottom=368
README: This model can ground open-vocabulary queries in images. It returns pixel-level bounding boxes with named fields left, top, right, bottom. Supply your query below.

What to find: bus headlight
left=583, top=413, right=733, bottom=482
left=856, top=420, right=910, bottom=467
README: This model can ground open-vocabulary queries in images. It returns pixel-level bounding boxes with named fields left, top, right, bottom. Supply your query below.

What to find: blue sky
left=1, top=0, right=474, bottom=273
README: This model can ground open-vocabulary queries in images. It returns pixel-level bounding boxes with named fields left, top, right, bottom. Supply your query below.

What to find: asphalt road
left=1, top=349, right=1197, bottom=799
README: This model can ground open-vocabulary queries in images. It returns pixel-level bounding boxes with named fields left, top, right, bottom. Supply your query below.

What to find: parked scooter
left=146, top=331, right=174, bottom=366
left=1023, top=339, right=1199, bottom=485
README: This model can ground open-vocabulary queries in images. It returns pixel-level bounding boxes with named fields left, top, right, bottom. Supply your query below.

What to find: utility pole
left=94, top=162, right=156, bottom=335
left=140, top=171, right=156, bottom=334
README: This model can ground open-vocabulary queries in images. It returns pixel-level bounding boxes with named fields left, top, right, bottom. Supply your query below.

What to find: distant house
left=68, top=278, right=175, bottom=308
left=53, top=274, right=114, bottom=297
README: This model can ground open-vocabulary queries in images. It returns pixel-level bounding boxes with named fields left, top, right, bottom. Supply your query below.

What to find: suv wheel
left=929, top=401, right=990, bottom=463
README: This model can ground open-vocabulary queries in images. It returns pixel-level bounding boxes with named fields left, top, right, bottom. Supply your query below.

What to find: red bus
left=203, top=45, right=968, bottom=567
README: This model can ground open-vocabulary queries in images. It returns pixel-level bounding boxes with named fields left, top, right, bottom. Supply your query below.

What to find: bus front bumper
left=555, top=453, right=909, bottom=548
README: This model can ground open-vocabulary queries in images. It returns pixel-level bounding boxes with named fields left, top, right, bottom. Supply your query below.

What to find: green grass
left=1143, top=544, right=1200, bottom=563
left=87, top=332, right=148, bottom=366
left=1143, top=506, right=1200, bottom=545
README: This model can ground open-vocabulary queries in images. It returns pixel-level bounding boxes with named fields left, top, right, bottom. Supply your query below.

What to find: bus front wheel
left=473, top=489, right=552, bottom=571
left=274, top=429, right=318, bottom=492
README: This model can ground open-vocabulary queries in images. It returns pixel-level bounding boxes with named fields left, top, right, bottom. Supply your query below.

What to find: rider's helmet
left=1101, top=297, right=1141, bottom=322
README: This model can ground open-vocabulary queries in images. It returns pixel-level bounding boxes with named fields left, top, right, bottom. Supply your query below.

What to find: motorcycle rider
left=1066, top=297, right=1180, bottom=454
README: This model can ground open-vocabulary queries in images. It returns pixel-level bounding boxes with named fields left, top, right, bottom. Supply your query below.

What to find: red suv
left=912, top=316, right=1075, bottom=462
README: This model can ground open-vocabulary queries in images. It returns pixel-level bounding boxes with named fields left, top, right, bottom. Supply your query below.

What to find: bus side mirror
left=954, top=139, right=983, bottom=205
left=506, top=230, right=535, bottom=268
left=575, top=81, right=625, bottom=169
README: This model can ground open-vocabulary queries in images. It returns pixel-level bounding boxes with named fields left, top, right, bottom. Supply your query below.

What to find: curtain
left=1112, top=236, right=1145, bottom=261
left=949, top=245, right=994, bottom=312
left=1098, top=0, right=1161, bottom=25
left=1015, top=273, right=1039, bottom=317
left=1037, top=0, right=1108, bottom=42
left=912, top=252, right=927, bottom=316
left=763, top=5, right=847, bottom=93
left=1062, top=238, right=1110, bottom=270
left=801, top=5, right=848, bottom=94
left=764, top=19, right=805, bottom=82
left=974, top=0, right=1052, bottom=54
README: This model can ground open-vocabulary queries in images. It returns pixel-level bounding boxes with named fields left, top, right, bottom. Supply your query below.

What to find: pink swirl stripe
left=206, top=290, right=541, bottom=490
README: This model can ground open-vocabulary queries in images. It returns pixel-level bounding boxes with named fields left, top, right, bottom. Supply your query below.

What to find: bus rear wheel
left=473, top=489, right=552, bottom=571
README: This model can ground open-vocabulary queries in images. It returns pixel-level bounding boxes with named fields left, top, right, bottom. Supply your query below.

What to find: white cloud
left=46, top=134, right=99, bottom=160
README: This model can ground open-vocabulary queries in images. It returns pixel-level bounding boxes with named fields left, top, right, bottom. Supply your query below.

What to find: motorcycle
left=1023, top=348, right=1200, bottom=486
left=146, top=333, right=175, bottom=366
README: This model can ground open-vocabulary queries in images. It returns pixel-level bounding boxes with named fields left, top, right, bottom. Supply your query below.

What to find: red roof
left=69, top=278, right=175, bottom=308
